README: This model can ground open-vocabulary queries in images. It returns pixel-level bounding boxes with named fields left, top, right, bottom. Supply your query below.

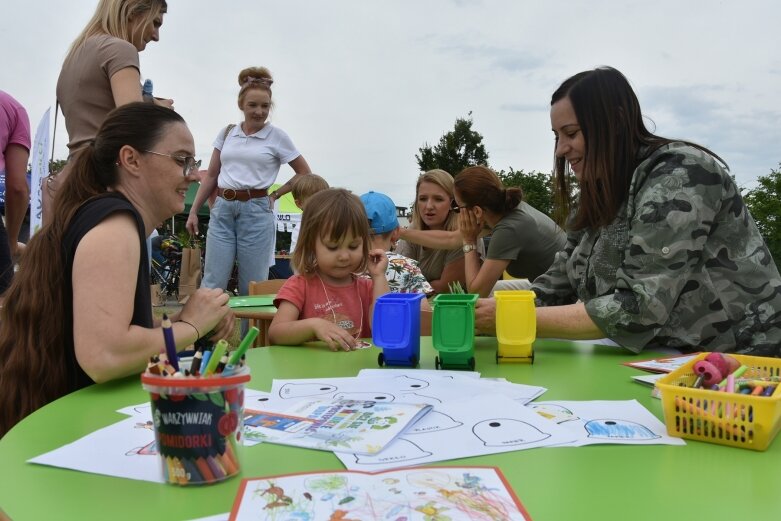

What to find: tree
left=496, top=168, right=555, bottom=217
left=416, top=115, right=489, bottom=175
left=743, top=164, right=781, bottom=271
left=49, top=158, right=68, bottom=174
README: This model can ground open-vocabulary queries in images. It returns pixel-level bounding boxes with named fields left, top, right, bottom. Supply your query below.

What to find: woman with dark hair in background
left=0, top=103, right=233, bottom=436
left=475, top=66, right=781, bottom=356
left=454, top=165, right=565, bottom=297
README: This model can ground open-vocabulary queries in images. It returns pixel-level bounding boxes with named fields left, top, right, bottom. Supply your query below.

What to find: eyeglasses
left=450, top=199, right=470, bottom=213
left=143, top=150, right=202, bottom=177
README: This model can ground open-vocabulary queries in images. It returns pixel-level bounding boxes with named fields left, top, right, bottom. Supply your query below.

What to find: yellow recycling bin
left=495, top=290, right=536, bottom=364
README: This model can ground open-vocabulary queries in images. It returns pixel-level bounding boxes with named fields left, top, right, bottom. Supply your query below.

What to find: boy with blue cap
left=360, top=191, right=433, bottom=299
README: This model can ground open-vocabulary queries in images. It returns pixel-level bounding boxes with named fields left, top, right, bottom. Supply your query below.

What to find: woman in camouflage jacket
left=476, top=66, right=781, bottom=356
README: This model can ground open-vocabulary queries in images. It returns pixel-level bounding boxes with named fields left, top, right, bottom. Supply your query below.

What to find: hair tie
left=243, top=77, right=273, bottom=87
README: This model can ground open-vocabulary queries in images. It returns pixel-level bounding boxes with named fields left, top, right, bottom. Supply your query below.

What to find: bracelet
left=179, top=319, right=200, bottom=340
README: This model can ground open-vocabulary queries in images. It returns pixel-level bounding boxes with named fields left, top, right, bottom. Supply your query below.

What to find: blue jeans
left=202, top=196, right=274, bottom=296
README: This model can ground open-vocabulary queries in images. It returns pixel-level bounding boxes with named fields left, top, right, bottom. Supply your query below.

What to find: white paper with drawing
left=28, top=415, right=164, bottom=483
left=243, top=399, right=432, bottom=454
left=357, top=368, right=481, bottom=379
left=230, top=466, right=530, bottom=521
left=529, top=399, right=686, bottom=446
left=269, top=374, right=546, bottom=408
left=27, top=390, right=274, bottom=484
left=335, top=394, right=575, bottom=471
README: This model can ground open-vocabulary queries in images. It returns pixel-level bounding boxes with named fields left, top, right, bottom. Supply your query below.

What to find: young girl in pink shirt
left=269, top=188, right=389, bottom=350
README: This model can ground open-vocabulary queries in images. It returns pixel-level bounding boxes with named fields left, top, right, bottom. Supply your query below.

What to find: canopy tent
left=183, top=181, right=210, bottom=217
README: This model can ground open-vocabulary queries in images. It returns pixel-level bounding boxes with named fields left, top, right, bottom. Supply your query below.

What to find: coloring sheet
left=229, top=466, right=531, bottom=521
left=115, top=389, right=272, bottom=418
left=269, top=375, right=546, bottom=409
left=335, top=394, right=575, bottom=472
left=623, top=353, right=698, bottom=373
left=357, top=368, right=481, bottom=379
left=529, top=400, right=685, bottom=447
left=243, top=399, right=432, bottom=454
left=28, top=389, right=275, bottom=484
left=28, top=415, right=165, bottom=483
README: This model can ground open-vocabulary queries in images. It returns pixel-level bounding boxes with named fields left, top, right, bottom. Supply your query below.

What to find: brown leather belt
left=217, top=187, right=268, bottom=201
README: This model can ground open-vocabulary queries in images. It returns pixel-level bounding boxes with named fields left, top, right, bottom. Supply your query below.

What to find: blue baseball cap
left=360, top=191, right=399, bottom=234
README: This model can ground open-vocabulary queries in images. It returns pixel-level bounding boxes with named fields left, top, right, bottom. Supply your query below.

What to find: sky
left=3, top=0, right=780, bottom=208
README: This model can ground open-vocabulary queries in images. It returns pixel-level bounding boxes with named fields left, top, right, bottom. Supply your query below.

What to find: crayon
left=190, top=347, right=203, bottom=376
left=692, top=374, right=705, bottom=388
left=161, top=314, right=180, bottom=372
left=222, top=328, right=259, bottom=376
left=718, top=365, right=749, bottom=387
left=763, top=385, right=777, bottom=397
left=171, top=457, right=189, bottom=485
left=203, top=340, right=229, bottom=376
left=751, top=386, right=765, bottom=396
left=180, top=456, right=202, bottom=483
left=215, top=354, right=229, bottom=374
left=206, top=455, right=226, bottom=480
left=200, top=350, right=213, bottom=375
left=194, top=457, right=215, bottom=483
left=217, top=451, right=237, bottom=475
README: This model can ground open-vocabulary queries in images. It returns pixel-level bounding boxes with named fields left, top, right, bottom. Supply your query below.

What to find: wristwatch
left=462, top=243, right=477, bottom=253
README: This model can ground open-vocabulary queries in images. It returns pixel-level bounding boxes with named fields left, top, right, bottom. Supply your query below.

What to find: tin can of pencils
left=141, top=367, right=250, bottom=485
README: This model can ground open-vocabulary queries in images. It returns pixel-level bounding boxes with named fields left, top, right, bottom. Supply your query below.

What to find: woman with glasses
left=186, top=66, right=312, bottom=298
left=395, top=169, right=479, bottom=294
left=45, top=0, right=172, bottom=225
left=0, top=104, right=234, bottom=436
left=476, top=66, right=781, bottom=356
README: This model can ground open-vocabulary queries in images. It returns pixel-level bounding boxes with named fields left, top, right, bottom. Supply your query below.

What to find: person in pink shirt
left=269, top=188, right=389, bottom=351
left=0, top=90, right=30, bottom=294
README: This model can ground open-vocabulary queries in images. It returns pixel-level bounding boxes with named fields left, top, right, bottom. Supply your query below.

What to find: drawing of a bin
left=495, top=290, right=536, bottom=364
left=372, top=293, right=426, bottom=367
left=432, top=293, right=479, bottom=370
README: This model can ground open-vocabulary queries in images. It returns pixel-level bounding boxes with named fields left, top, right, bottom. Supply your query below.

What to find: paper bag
left=178, top=246, right=202, bottom=303
left=151, top=283, right=164, bottom=307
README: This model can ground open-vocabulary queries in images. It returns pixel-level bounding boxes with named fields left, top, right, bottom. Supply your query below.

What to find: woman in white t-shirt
left=186, top=66, right=311, bottom=296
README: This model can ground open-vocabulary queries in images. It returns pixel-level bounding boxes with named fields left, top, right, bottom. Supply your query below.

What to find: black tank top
left=62, top=193, right=152, bottom=391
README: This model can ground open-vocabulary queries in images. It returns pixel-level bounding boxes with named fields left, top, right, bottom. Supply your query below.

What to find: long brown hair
left=454, top=165, right=522, bottom=217
left=551, top=66, right=724, bottom=230
left=292, top=188, right=370, bottom=276
left=0, top=103, right=183, bottom=436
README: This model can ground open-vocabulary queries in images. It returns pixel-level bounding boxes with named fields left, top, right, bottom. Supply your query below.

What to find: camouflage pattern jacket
left=533, top=142, right=781, bottom=356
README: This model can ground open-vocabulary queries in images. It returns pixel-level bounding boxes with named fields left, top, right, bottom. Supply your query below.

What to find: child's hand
left=367, top=248, right=388, bottom=279
left=312, top=319, right=358, bottom=351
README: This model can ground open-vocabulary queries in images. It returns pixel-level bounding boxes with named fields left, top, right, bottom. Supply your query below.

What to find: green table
left=229, top=295, right=277, bottom=346
left=1, top=338, right=778, bottom=520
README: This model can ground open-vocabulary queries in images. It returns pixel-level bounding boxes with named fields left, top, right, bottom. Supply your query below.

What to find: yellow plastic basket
left=656, top=353, right=781, bottom=451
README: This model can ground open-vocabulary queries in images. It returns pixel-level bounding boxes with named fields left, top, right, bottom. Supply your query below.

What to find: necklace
left=316, top=273, right=371, bottom=348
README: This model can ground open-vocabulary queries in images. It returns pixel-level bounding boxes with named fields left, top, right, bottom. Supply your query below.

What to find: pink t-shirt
left=0, top=90, right=31, bottom=173
left=274, top=274, right=373, bottom=338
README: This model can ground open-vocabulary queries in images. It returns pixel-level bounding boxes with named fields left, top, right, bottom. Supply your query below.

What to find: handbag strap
left=223, top=123, right=236, bottom=142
